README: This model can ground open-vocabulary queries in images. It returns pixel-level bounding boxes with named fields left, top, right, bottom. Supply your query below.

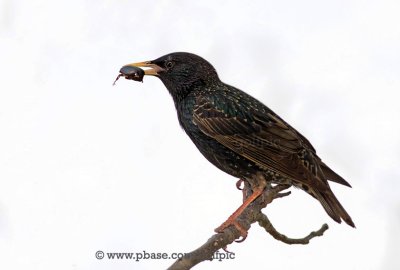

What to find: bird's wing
left=192, top=94, right=328, bottom=189
left=258, top=105, right=351, bottom=187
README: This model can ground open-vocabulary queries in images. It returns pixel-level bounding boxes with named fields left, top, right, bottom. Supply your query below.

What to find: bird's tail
left=313, top=188, right=355, bottom=228
left=320, top=161, right=352, bottom=187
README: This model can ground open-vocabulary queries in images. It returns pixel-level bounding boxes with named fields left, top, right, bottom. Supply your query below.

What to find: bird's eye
left=165, top=61, right=174, bottom=69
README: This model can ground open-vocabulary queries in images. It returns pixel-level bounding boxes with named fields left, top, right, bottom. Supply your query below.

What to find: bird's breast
left=176, top=100, right=259, bottom=179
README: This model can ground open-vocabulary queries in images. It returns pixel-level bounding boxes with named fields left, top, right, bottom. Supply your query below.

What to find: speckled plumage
left=123, top=52, right=355, bottom=227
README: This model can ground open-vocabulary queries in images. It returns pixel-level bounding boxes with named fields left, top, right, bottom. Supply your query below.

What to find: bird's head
left=120, top=52, right=219, bottom=102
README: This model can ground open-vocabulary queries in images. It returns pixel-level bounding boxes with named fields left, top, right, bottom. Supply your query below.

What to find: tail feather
left=314, top=189, right=355, bottom=228
left=320, top=161, right=352, bottom=188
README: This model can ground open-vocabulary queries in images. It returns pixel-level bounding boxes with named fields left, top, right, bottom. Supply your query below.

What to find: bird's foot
left=235, top=179, right=244, bottom=190
left=237, top=179, right=251, bottom=201
left=215, top=220, right=248, bottom=243
left=215, top=178, right=266, bottom=243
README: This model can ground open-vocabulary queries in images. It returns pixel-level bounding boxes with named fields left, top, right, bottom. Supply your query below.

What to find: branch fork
left=167, top=179, right=329, bottom=270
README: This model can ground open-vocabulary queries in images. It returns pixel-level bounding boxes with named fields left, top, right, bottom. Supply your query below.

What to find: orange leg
left=215, top=179, right=266, bottom=241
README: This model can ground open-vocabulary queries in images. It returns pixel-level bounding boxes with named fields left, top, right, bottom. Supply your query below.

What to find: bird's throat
left=162, top=78, right=205, bottom=105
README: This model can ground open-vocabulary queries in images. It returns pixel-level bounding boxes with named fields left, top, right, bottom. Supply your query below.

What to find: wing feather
left=193, top=94, right=326, bottom=189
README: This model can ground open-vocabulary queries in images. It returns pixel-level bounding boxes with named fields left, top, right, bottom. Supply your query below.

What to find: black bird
left=120, top=52, right=355, bottom=235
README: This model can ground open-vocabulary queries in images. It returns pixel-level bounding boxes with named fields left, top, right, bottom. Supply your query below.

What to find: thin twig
left=257, top=212, right=329, bottom=244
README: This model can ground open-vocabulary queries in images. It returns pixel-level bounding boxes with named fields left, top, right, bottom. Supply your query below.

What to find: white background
left=1, top=0, right=399, bottom=269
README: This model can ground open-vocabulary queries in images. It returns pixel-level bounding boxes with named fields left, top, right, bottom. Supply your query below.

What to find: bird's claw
left=215, top=220, right=248, bottom=243
left=236, top=179, right=244, bottom=190
left=222, top=246, right=235, bottom=254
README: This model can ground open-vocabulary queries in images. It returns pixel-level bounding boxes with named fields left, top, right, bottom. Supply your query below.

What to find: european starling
left=119, top=52, right=355, bottom=235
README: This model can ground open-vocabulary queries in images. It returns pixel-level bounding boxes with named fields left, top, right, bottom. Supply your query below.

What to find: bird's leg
left=215, top=174, right=267, bottom=242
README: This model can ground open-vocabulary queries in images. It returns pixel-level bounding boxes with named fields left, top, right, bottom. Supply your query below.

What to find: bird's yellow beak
left=122, top=61, right=164, bottom=76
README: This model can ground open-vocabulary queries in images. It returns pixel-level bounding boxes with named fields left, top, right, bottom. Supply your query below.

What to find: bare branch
left=257, top=212, right=329, bottom=244
left=166, top=224, right=245, bottom=270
